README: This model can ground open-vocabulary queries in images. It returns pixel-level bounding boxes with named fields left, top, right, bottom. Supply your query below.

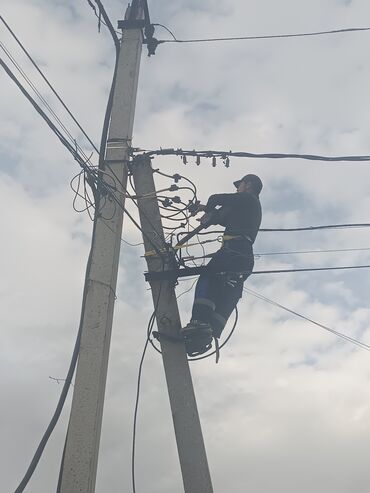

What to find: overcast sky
left=2, top=1, right=370, bottom=492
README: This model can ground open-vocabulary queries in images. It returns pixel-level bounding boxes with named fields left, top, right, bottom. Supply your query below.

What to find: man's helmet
left=233, top=174, right=263, bottom=195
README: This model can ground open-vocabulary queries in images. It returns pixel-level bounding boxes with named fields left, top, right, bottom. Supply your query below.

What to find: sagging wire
left=154, top=24, right=370, bottom=45
left=244, top=288, right=370, bottom=352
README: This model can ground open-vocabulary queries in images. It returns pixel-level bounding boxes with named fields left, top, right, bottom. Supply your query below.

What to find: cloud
left=2, top=0, right=370, bottom=492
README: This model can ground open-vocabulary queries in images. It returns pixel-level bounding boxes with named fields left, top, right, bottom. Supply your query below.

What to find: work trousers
left=191, top=240, right=254, bottom=338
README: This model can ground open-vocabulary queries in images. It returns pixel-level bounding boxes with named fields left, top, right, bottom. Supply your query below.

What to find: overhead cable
left=0, top=15, right=99, bottom=154
left=0, top=42, right=95, bottom=165
left=260, top=223, right=370, bottom=232
left=0, top=57, right=96, bottom=173
left=156, top=25, right=370, bottom=44
left=255, top=246, right=370, bottom=257
left=87, top=0, right=120, bottom=51
left=135, top=147, right=370, bottom=163
left=14, top=231, right=96, bottom=492
left=245, top=287, right=370, bottom=352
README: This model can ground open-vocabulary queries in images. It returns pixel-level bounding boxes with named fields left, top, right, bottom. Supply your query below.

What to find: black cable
left=86, top=0, right=121, bottom=34
left=261, top=223, right=370, bottom=232
left=14, top=225, right=96, bottom=493
left=158, top=25, right=370, bottom=44
left=252, top=264, right=370, bottom=275
left=245, top=288, right=370, bottom=352
left=153, top=168, right=198, bottom=197
left=176, top=222, right=370, bottom=238
left=189, top=307, right=239, bottom=361
left=137, top=147, right=370, bottom=163
left=1, top=57, right=98, bottom=177
left=97, top=45, right=119, bottom=170
left=148, top=306, right=239, bottom=361
left=88, top=1, right=120, bottom=51
left=152, top=23, right=177, bottom=41
left=255, top=246, right=370, bottom=257
left=0, top=15, right=99, bottom=154
left=0, top=41, right=92, bottom=162
left=132, top=278, right=164, bottom=493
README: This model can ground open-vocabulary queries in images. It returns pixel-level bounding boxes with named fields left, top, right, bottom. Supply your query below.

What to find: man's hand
left=194, top=204, right=206, bottom=214
left=197, top=212, right=212, bottom=225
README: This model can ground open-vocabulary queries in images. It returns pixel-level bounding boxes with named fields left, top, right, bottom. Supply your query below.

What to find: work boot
left=181, top=320, right=213, bottom=357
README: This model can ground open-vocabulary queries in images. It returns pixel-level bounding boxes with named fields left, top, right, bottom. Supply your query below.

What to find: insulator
left=225, top=157, right=230, bottom=168
left=162, top=198, right=172, bottom=207
left=196, top=155, right=201, bottom=166
left=212, top=156, right=217, bottom=167
left=182, top=155, right=188, bottom=165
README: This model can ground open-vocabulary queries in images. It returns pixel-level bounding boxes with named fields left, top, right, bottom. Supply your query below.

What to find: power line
left=132, top=275, right=164, bottom=493
left=14, top=231, right=96, bottom=492
left=253, top=264, right=370, bottom=275
left=156, top=25, right=370, bottom=44
left=135, top=147, right=370, bottom=163
left=0, top=41, right=95, bottom=165
left=1, top=56, right=169, bottom=263
left=244, top=287, right=370, bottom=352
left=177, top=223, right=370, bottom=240
left=86, top=1, right=120, bottom=51
left=0, top=15, right=99, bottom=154
left=255, top=246, right=370, bottom=257
left=260, top=223, right=370, bottom=232
left=0, top=57, right=97, bottom=173
left=182, top=246, right=370, bottom=263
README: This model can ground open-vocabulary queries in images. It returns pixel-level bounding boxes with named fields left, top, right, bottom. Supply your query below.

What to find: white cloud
left=2, top=0, right=370, bottom=492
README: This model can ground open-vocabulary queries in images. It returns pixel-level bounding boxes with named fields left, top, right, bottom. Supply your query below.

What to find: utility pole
left=132, top=155, right=214, bottom=493
left=59, top=5, right=144, bottom=492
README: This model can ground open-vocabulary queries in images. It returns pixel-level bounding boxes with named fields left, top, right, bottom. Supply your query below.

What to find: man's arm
left=203, top=193, right=242, bottom=213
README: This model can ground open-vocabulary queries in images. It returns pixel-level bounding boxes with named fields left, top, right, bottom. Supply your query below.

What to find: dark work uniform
left=191, top=191, right=262, bottom=337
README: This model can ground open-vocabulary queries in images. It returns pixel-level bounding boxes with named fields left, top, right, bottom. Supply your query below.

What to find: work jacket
left=204, top=191, right=262, bottom=244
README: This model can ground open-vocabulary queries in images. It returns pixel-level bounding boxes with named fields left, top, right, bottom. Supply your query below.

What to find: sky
left=2, top=0, right=370, bottom=492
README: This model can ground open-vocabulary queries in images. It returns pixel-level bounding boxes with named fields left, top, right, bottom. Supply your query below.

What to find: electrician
left=181, top=174, right=263, bottom=356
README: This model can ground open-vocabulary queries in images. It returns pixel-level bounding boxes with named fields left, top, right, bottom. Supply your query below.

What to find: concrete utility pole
left=59, top=6, right=144, bottom=492
left=132, top=155, right=214, bottom=493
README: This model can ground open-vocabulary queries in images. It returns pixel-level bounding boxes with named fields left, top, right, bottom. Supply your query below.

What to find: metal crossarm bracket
left=145, top=266, right=207, bottom=282
left=118, top=19, right=146, bottom=29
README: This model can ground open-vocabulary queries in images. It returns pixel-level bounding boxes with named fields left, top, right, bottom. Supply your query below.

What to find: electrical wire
left=156, top=25, right=370, bottom=44
left=176, top=222, right=370, bottom=238
left=0, top=15, right=99, bottom=154
left=184, top=245, right=370, bottom=261
left=244, top=287, right=370, bottom=352
left=252, top=264, right=370, bottom=275
left=87, top=0, right=120, bottom=51
left=0, top=42, right=95, bottom=166
left=136, top=147, right=370, bottom=163
left=132, top=277, right=164, bottom=493
left=0, top=57, right=99, bottom=177
left=14, top=225, right=96, bottom=493
left=254, top=246, right=370, bottom=257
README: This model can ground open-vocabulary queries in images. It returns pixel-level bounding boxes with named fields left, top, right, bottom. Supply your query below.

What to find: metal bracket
left=117, top=19, right=146, bottom=30
left=145, top=266, right=206, bottom=282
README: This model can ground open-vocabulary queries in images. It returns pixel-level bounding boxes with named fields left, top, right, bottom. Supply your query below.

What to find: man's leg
left=190, top=273, right=216, bottom=325
left=182, top=255, right=225, bottom=355
left=211, top=277, right=243, bottom=338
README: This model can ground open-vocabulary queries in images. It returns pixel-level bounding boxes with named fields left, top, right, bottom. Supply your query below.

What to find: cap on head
left=233, top=174, right=263, bottom=195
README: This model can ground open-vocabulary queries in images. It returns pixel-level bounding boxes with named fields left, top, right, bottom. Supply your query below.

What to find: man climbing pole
left=181, top=174, right=263, bottom=357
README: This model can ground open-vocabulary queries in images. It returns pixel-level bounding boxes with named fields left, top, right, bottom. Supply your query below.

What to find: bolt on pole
left=59, top=8, right=144, bottom=493
left=131, top=155, right=214, bottom=493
